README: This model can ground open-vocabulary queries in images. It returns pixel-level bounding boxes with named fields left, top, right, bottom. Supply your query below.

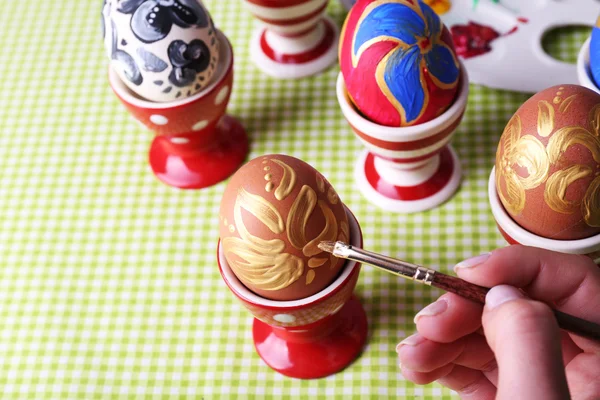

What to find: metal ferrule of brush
left=333, top=242, right=436, bottom=285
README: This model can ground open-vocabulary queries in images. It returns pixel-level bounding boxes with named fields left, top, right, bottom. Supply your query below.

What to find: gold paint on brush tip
left=318, top=241, right=337, bottom=254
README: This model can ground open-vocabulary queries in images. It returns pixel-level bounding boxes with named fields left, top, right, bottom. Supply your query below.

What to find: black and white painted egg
left=101, top=0, right=220, bottom=102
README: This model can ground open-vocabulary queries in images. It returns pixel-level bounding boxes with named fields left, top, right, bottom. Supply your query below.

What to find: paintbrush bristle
left=318, top=241, right=337, bottom=254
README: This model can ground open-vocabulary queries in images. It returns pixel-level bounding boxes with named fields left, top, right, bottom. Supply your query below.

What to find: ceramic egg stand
left=109, top=31, right=249, bottom=189
left=243, top=0, right=339, bottom=79
left=218, top=207, right=367, bottom=379
left=337, top=65, right=469, bottom=213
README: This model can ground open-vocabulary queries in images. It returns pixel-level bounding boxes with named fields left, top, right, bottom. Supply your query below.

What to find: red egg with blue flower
left=339, top=0, right=460, bottom=127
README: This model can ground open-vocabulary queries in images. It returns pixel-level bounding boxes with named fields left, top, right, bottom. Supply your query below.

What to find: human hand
left=396, top=245, right=600, bottom=399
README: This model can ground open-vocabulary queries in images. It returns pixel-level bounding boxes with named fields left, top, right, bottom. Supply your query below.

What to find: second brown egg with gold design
left=495, top=84, right=600, bottom=240
left=219, top=154, right=349, bottom=301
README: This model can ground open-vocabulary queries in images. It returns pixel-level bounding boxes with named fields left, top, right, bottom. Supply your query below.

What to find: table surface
left=0, top=1, right=590, bottom=398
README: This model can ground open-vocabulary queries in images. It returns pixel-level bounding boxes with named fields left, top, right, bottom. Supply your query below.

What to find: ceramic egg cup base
left=355, top=146, right=461, bottom=213
left=249, top=16, right=339, bottom=79
left=149, top=115, right=248, bottom=189
left=252, top=295, right=367, bottom=379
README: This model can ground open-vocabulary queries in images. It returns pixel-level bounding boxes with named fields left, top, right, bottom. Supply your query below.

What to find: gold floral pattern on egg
left=223, top=158, right=345, bottom=292
left=496, top=114, right=549, bottom=215
left=222, top=187, right=304, bottom=291
left=497, top=89, right=600, bottom=227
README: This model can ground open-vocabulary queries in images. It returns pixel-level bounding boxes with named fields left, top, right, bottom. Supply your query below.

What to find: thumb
left=482, top=285, right=570, bottom=400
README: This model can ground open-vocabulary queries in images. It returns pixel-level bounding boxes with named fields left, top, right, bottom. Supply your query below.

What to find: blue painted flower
left=352, top=0, right=459, bottom=124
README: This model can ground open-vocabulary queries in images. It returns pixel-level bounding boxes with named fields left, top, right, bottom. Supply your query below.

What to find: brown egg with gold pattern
left=219, top=154, right=350, bottom=301
left=495, top=84, right=600, bottom=240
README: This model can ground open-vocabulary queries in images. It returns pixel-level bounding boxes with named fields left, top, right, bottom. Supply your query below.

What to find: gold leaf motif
left=547, top=127, right=600, bottom=165
left=221, top=188, right=304, bottom=292
left=287, top=185, right=317, bottom=249
left=501, top=115, right=522, bottom=156
left=588, top=104, right=600, bottom=136
left=316, top=173, right=325, bottom=193
left=327, top=187, right=339, bottom=204
left=537, top=100, right=554, bottom=137
left=340, top=221, right=349, bottom=239
left=233, top=194, right=285, bottom=254
left=497, top=169, right=526, bottom=215
left=303, top=200, right=338, bottom=257
left=512, top=135, right=549, bottom=190
left=237, top=188, right=284, bottom=234
left=559, top=94, right=577, bottom=113
left=582, top=176, right=600, bottom=226
left=306, top=270, right=316, bottom=285
left=544, top=165, right=592, bottom=214
left=225, top=244, right=304, bottom=291
left=272, top=159, right=297, bottom=201
left=308, top=258, right=327, bottom=268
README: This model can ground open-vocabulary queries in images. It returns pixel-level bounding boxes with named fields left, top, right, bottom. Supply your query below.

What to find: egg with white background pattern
left=101, top=0, right=219, bottom=102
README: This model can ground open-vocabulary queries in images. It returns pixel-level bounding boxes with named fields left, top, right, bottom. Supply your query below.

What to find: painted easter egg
left=101, top=0, right=219, bottom=102
left=219, top=155, right=349, bottom=301
left=495, top=84, right=600, bottom=240
left=590, top=17, right=600, bottom=88
left=339, top=0, right=460, bottom=127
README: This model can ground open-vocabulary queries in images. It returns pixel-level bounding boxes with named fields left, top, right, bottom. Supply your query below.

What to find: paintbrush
left=318, top=241, right=600, bottom=341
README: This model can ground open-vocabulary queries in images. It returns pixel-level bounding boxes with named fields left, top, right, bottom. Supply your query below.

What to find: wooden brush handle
left=432, top=272, right=600, bottom=341
left=432, top=272, right=489, bottom=304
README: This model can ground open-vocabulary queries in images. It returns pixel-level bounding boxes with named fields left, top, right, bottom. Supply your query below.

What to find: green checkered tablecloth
left=0, top=1, right=591, bottom=398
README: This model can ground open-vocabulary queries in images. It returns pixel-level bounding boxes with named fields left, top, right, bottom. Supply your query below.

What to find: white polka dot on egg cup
left=243, top=0, right=339, bottom=79
left=578, top=36, right=600, bottom=94
left=109, top=30, right=249, bottom=189
left=217, top=206, right=368, bottom=379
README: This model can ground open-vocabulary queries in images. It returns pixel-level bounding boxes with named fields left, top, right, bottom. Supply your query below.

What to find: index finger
left=454, top=245, right=600, bottom=326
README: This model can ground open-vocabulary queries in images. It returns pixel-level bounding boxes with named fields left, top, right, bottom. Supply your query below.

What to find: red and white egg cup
left=489, top=167, right=600, bottom=264
left=577, top=37, right=600, bottom=94
left=109, top=31, right=248, bottom=189
left=336, top=63, right=469, bottom=213
left=243, top=0, right=339, bottom=79
left=218, top=207, right=367, bottom=379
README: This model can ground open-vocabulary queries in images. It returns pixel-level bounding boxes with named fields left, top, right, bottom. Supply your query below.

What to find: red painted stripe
left=364, top=147, right=454, bottom=201
left=260, top=19, right=334, bottom=64
left=497, top=224, right=519, bottom=245
left=377, top=147, right=445, bottom=164
left=245, top=0, right=312, bottom=7
left=254, top=3, right=326, bottom=26
left=280, top=25, right=319, bottom=38
left=351, top=111, right=464, bottom=152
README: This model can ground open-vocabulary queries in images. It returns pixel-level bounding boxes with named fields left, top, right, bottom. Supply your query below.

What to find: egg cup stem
left=252, top=295, right=367, bottom=378
left=244, top=0, right=339, bottom=79
left=336, top=66, right=470, bottom=213
left=149, top=115, right=248, bottom=189
left=354, top=146, right=462, bottom=213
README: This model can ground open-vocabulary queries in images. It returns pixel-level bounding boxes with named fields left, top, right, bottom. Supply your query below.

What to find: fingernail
left=396, top=334, right=425, bottom=352
left=486, top=285, right=524, bottom=310
left=414, top=299, right=448, bottom=324
left=454, top=253, right=491, bottom=272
